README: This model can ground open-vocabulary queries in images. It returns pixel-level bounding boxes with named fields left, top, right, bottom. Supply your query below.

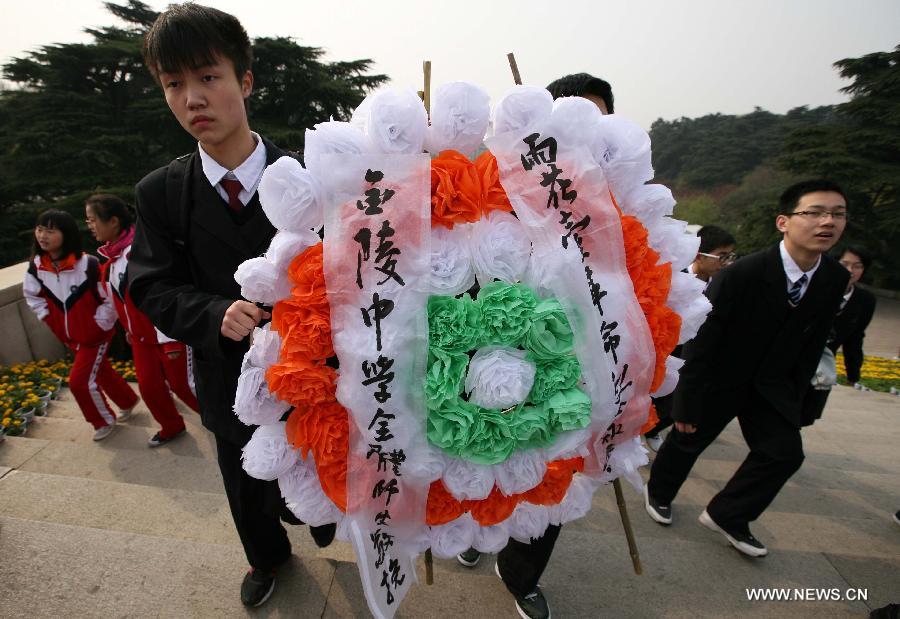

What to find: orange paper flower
left=266, top=359, right=338, bottom=408
left=274, top=301, right=334, bottom=362
left=425, top=480, right=465, bottom=526
left=431, top=150, right=483, bottom=229
left=317, top=457, right=348, bottom=512
left=286, top=400, right=349, bottom=465
left=474, top=151, right=514, bottom=216
left=639, top=402, right=659, bottom=435
left=644, top=305, right=682, bottom=392
left=287, top=242, right=329, bottom=310
left=464, top=485, right=520, bottom=526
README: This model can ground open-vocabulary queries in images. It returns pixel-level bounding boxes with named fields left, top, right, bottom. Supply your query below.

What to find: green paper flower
left=428, top=295, right=482, bottom=353
left=544, top=387, right=592, bottom=432
left=459, top=408, right=517, bottom=465
left=524, top=298, right=575, bottom=360
left=477, top=281, right=538, bottom=346
left=427, top=398, right=480, bottom=452
left=529, top=355, right=582, bottom=403
left=425, top=349, right=469, bottom=409
left=510, top=403, right=556, bottom=449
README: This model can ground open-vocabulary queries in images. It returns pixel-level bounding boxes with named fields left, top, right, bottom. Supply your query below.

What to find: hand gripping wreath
left=232, top=82, right=710, bottom=618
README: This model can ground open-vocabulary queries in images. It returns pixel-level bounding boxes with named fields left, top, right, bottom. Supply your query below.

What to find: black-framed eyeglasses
left=698, top=251, right=737, bottom=264
left=787, top=210, right=848, bottom=221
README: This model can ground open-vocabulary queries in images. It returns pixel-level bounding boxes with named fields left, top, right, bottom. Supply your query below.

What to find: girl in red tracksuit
left=86, top=194, right=200, bottom=447
left=23, top=209, right=139, bottom=441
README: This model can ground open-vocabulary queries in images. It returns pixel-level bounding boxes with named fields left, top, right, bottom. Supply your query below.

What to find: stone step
left=42, top=387, right=202, bottom=430
left=21, top=414, right=218, bottom=461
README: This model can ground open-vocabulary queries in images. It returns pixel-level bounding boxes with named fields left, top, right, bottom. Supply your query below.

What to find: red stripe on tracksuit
left=24, top=254, right=138, bottom=430
left=100, top=244, right=199, bottom=438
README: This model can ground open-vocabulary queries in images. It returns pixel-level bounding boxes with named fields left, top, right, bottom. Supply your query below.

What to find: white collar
left=779, top=240, right=820, bottom=284
left=198, top=132, right=267, bottom=194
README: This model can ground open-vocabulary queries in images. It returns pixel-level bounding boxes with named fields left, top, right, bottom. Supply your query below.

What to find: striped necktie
left=788, top=274, right=808, bottom=306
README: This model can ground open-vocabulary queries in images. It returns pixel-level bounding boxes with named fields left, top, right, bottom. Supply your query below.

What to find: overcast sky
left=2, top=0, right=898, bottom=128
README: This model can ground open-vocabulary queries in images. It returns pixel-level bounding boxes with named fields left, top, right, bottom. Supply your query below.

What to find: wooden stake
left=423, top=60, right=432, bottom=118
left=424, top=548, right=434, bottom=585
left=507, top=53, right=522, bottom=85
left=613, top=479, right=643, bottom=575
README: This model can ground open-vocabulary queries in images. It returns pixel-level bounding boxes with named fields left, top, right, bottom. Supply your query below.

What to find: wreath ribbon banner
left=486, top=131, right=656, bottom=476
left=320, top=153, right=432, bottom=617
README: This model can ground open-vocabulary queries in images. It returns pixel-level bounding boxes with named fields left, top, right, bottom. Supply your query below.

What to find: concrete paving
left=1, top=383, right=898, bottom=618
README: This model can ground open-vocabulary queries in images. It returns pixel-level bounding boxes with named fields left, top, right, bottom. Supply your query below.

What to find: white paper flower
left=667, top=270, right=711, bottom=344
left=471, top=521, right=511, bottom=554
left=493, top=450, right=547, bottom=495
left=401, top=442, right=449, bottom=484
left=303, top=120, right=369, bottom=175
left=620, top=183, right=676, bottom=221
left=548, top=474, right=597, bottom=525
left=429, top=224, right=476, bottom=296
left=492, top=85, right=553, bottom=136
left=465, top=347, right=536, bottom=409
left=595, top=437, right=648, bottom=492
left=543, top=428, right=592, bottom=462
left=425, top=82, right=491, bottom=156
left=265, top=229, right=322, bottom=270
left=278, top=458, right=343, bottom=526
left=507, top=502, right=551, bottom=543
left=593, top=114, right=653, bottom=196
left=652, top=355, right=685, bottom=398
left=442, top=458, right=494, bottom=501
left=548, top=96, right=603, bottom=150
left=241, top=422, right=298, bottom=481
left=234, top=256, right=292, bottom=305
left=357, top=89, right=428, bottom=155
left=233, top=366, right=290, bottom=426
left=429, top=513, right=477, bottom=559
left=676, top=296, right=712, bottom=344
left=258, top=156, right=324, bottom=233
left=646, top=217, right=699, bottom=272
left=470, top=210, right=532, bottom=284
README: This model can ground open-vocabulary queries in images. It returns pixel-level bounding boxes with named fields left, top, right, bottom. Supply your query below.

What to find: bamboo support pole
left=507, top=53, right=522, bottom=85
left=613, top=479, right=643, bottom=575
left=424, top=548, right=434, bottom=585
left=423, top=60, right=432, bottom=118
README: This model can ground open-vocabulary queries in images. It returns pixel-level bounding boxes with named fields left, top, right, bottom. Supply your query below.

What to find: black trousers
left=496, top=524, right=561, bottom=597
left=215, top=435, right=292, bottom=571
left=645, top=392, right=674, bottom=438
left=647, top=392, right=805, bottom=533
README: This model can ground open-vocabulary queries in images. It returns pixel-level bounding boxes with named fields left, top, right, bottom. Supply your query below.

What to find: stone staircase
left=1, top=386, right=898, bottom=617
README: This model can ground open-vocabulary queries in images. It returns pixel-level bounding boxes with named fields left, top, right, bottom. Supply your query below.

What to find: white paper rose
left=543, top=427, right=592, bottom=462
left=646, top=216, right=700, bottom=272
left=470, top=210, right=532, bottom=284
left=595, top=436, right=648, bottom=492
left=303, top=120, right=369, bottom=176
left=471, top=521, right=511, bottom=554
left=429, top=224, right=476, bottom=296
left=442, top=458, right=494, bottom=501
left=279, top=458, right=343, bottom=526
left=234, top=256, right=292, bottom=305
left=465, top=347, right=536, bottom=410
left=258, top=156, right=324, bottom=232
left=548, top=474, right=597, bottom=525
left=548, top=96, right=603, bottom=150
left=357, top=89, right=428, bottom=155
left=265, top=229, right=322, bottom=270
left=429, top=513, right=477, bottom=559
left=425, top=81, right=491, bottom=156
left=620, top=183, right=676, bottom=221
left=507, top=502, right=551, bottom=543
left=241, top=422, right=298, bottom=481
left=233, top=366, right=290, bottom=426
left=652, top=355, right=685, bottom=398
left=492, top=85, right=553, bottom=136
left=493, top=450, right=547, bottom=495
left=593, top=114, right=654, bottom=195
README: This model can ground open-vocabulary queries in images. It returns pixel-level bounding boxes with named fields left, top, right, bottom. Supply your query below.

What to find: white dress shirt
left=198, top=131, right=267, bottom=206
left=779, top=240, right=820, bottom=302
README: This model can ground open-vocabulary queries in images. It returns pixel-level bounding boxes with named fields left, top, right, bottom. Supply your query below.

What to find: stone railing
left=0, top=262, right=67, bottom=365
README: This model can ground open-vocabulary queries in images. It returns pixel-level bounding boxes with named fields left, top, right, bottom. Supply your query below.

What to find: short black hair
left=32, top=209, right=82, bottom=259
left=546, top=73, right=614, bottom=113
left=697, top=225, right=736, bottom=253
left=86, top=194, right=134, bottom=230
left=142, top=3, right=252, bottom=83
left=836, top=244, right=872, bottom=271
left=778, top=179, right=847, bottom=215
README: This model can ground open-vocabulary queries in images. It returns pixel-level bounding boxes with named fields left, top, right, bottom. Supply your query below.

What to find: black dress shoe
left=309, top=523, right=336, bottom=548
left=280, top=504, right=303, bottom=526
left=241, top=568, right=276, bottom=607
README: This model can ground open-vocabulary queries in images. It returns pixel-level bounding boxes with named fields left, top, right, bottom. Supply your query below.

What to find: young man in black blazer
left=644, top=180, right=850, bottom=557
left=127, top=4, right=332, bottom=608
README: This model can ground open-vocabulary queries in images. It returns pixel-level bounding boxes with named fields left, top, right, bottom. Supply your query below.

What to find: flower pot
left=35, top=400, right=49, bottom=416
left=38, top=389, right=52, bottom=405
left=15, top=407, right=35, bottom=423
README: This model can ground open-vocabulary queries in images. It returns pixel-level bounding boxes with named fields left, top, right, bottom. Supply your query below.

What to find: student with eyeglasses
left=644, top=180, right=850, bottom=559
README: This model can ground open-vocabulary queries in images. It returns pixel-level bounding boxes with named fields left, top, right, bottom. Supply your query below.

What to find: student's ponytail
left=85, top=194, right=135, bottom=231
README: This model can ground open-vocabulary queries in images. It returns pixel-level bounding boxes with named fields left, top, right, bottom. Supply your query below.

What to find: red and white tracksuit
left=99, top=233, right=199, bottom=439
left=23, top=253, right=139, bottom=429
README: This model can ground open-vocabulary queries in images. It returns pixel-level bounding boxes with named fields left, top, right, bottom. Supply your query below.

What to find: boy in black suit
left=644, top=180, right=850, bottom=557
left=127, top=4, right=332, bottom=607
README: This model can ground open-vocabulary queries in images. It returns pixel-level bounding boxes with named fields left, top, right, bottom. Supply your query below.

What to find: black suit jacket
left=672, top=244, right=850, bottom=428
left=129, top=138, right=286, bottom=445
left=828, top=286, right=876, bottom=384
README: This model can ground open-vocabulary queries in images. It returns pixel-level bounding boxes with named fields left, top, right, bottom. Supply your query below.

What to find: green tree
left=0, top=0, right=387, bottom=267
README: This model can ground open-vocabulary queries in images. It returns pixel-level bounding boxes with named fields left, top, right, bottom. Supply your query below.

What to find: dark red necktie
left=220, top=179, right=244, bottom=212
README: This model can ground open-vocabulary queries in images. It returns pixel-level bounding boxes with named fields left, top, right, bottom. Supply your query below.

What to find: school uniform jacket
left=672, top=244, right=850, bottom=428
left=24, top=253, right=117, bottom=348
left=828, top=286, right=876, bottom=384
left=128, top=138, right=285, bottom=445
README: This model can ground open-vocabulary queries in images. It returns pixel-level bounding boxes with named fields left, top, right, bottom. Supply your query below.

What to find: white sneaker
left=117, top=399, right=139, bottom=422
left=645, top=434, right=664, bottom=452
left=698, top=509, right=767, bottom=557
left=93, top=424, right=115, bottom=441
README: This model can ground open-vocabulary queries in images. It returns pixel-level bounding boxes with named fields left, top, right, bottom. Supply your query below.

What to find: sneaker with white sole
left=892, top=510, right=900, bottom=527
left=92, top=424, right=115, bottom=441
left=117, top=398, right=140, bottom=423
left=147, top=427, right=186, bottom=448
left=644, top=485, right=672, bottom=525
left=495, top=562, right=550, bottom=619
left=645, top=433, right=664, bottom=452
left=457, top=547, right=481, bottom=567
left=699, top=509, right=767, bottom=557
